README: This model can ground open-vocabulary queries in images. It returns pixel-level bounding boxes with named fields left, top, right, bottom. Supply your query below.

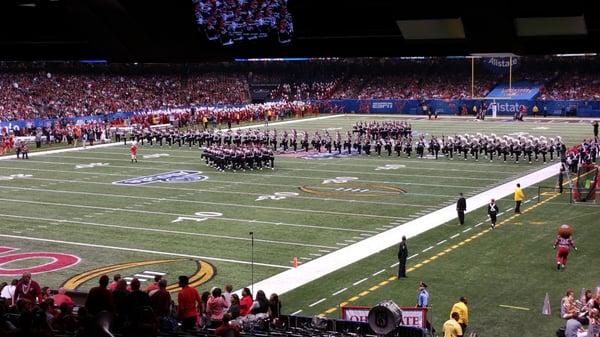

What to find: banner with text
left=340, top=306, right=427, bottom=329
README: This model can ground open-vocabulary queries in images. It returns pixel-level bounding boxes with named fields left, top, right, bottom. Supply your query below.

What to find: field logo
left=62, top=258, right=215, bottom=293
left=256, top=192, right=299, bottom=201
left=300, top=152, right=358, bottom=160
left=143, top=153, right=170, bottom=159
left=0, top=246, right=80, bottom=275
left=113, top=171, right=208, bottom=185
left=172, top=211, right=222, bottom=223
left=375, top=164, right=406, bottom=171
left=75, top=163, right=110, bottom=169
left=0, top=174, right=32, bottom=181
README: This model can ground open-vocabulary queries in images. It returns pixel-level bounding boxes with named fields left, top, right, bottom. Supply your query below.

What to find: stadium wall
left=2, top=99, right=600, bottom=130
left=320, top=99, right=600, bottom=116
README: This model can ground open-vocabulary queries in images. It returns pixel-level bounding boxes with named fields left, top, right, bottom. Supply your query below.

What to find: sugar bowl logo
left=113, top=171, right=209, bottom=185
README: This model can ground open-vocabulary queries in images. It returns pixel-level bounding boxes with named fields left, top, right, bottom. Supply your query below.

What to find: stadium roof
left=0, top=0, right=596, bottom=61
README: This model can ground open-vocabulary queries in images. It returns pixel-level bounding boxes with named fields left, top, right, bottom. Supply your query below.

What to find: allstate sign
left=484, top=57, right=520, bottom=73
left=113, top=170, right=209, bottom=185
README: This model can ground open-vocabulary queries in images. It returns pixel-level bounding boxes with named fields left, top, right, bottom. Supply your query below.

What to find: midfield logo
left=112, top=170, right=208, bottom=185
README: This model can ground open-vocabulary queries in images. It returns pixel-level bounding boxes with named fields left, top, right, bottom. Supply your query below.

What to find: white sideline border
left=243, top=162, right=561, bottom=296
left=0, top=114, right=344, bottom=161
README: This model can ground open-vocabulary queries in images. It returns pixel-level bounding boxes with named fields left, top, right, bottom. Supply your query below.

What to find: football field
left=0, top=115, right=597, bottom=336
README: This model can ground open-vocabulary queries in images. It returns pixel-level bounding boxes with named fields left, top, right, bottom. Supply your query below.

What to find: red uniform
left=554, top=235, right=575, bottom=268
left=130, top=144, right=138, bottom=155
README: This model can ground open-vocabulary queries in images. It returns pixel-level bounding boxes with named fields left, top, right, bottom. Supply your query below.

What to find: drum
left=368, top=300, right=403, bottom=335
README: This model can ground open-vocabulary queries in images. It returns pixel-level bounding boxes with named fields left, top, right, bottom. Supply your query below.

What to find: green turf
left=280, top=177, right=600, bottom=337
left=0, top=115, right=596, bottom=337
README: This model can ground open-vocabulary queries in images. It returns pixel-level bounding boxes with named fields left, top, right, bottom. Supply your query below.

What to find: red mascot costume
left=553, top=224, right=577, bottom=270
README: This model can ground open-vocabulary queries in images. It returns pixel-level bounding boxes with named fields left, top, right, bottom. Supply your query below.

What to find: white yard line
left=332, top=288, right=348, bottom=296
left=308, top=298, right=326, bottom=307
left=0, top=234, right=290, bottom=269
left=0, top=196, right=376, bottom=234
left=0, top=213, right=336, bottom=249
left=352, top=278, right=368, bottom=286
left=0, top=186, right=398, bottom=220
left=1, top=176, right=447, bottom=207
left=0, top=164, right=483, bottom=190
left=242, top=162, right=562, bottom=296
left=372, top=269, right=386, bottom=276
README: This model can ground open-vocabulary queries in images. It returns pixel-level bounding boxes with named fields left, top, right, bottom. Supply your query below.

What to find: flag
left=542, top=293, right=551, bottom=315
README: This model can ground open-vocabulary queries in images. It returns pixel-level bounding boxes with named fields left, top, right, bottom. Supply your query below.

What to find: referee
left=456, top=193, right=467, bottom=225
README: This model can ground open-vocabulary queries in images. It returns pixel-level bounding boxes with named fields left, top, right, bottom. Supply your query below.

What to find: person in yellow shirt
left=450, top=296, right=469, bottom=335
left=514, top=183, right=524, bottom=214
left=443, top=312, right=463, bottom=337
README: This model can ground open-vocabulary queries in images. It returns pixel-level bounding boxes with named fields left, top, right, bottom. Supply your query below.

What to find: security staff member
left=487, top=199, right=499, bottom=229
left=397, top=236, right=408, bottom=279
left=456, top=193, right=467, bottom=225
left=514, top=183, right=524, bottom=214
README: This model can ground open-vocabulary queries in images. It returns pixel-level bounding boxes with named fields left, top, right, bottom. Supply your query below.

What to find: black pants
left=489, top=212, right=497, bottom=225
left=515, top=200, right=522, bottom=213
left=398, top=257, right=407, bottom=278
left=457, top=211, right=465, bottom=225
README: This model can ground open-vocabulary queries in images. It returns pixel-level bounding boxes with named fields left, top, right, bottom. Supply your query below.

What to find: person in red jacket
left=177, top=275, right=202, bottom=330
left=239, top=288, right=253, bottom=317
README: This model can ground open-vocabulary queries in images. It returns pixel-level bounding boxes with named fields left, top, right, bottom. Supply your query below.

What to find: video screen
left=192, top=0, right=293, bottom=46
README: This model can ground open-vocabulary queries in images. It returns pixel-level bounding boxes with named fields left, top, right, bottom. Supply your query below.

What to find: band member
left=130, top=142, right=138, bottom=163
left=384, top=138, right=392, bottom=156
left=344, top=134, right=352, bottom=154
left=334, top=132, right=342, bottom=154
left=487, top=199, right=499, bottom=229
left=554, top=225, right=577, bottom=270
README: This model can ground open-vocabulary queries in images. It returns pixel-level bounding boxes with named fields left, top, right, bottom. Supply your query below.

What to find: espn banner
left=340, top=306, right=427, bottom=329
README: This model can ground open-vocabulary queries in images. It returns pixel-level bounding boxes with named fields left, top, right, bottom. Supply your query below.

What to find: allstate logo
left=113, top=170, right=209, bottom=185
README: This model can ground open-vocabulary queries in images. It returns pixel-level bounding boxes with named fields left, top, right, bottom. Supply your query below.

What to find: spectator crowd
left=2, top=57, right=600, bottom=123
left=0, top=272, right=282, bottom=337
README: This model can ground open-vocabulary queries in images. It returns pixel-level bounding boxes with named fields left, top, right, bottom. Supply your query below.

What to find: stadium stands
left=2, top=57, right=600, bottom=123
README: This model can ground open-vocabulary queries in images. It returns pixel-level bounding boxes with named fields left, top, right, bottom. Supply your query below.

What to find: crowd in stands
left=559, top=287, right=600, bottom=337
left=0, top=62, right=249, bottom=122
left=0, top=273, right=282, bottom=337
left=193, top=0, right=293, bottom=45
left=2, top=57, right=600, bottom=123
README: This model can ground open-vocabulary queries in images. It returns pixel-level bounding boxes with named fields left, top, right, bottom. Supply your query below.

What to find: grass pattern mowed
left=0, top=116, right=596, bottom=336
